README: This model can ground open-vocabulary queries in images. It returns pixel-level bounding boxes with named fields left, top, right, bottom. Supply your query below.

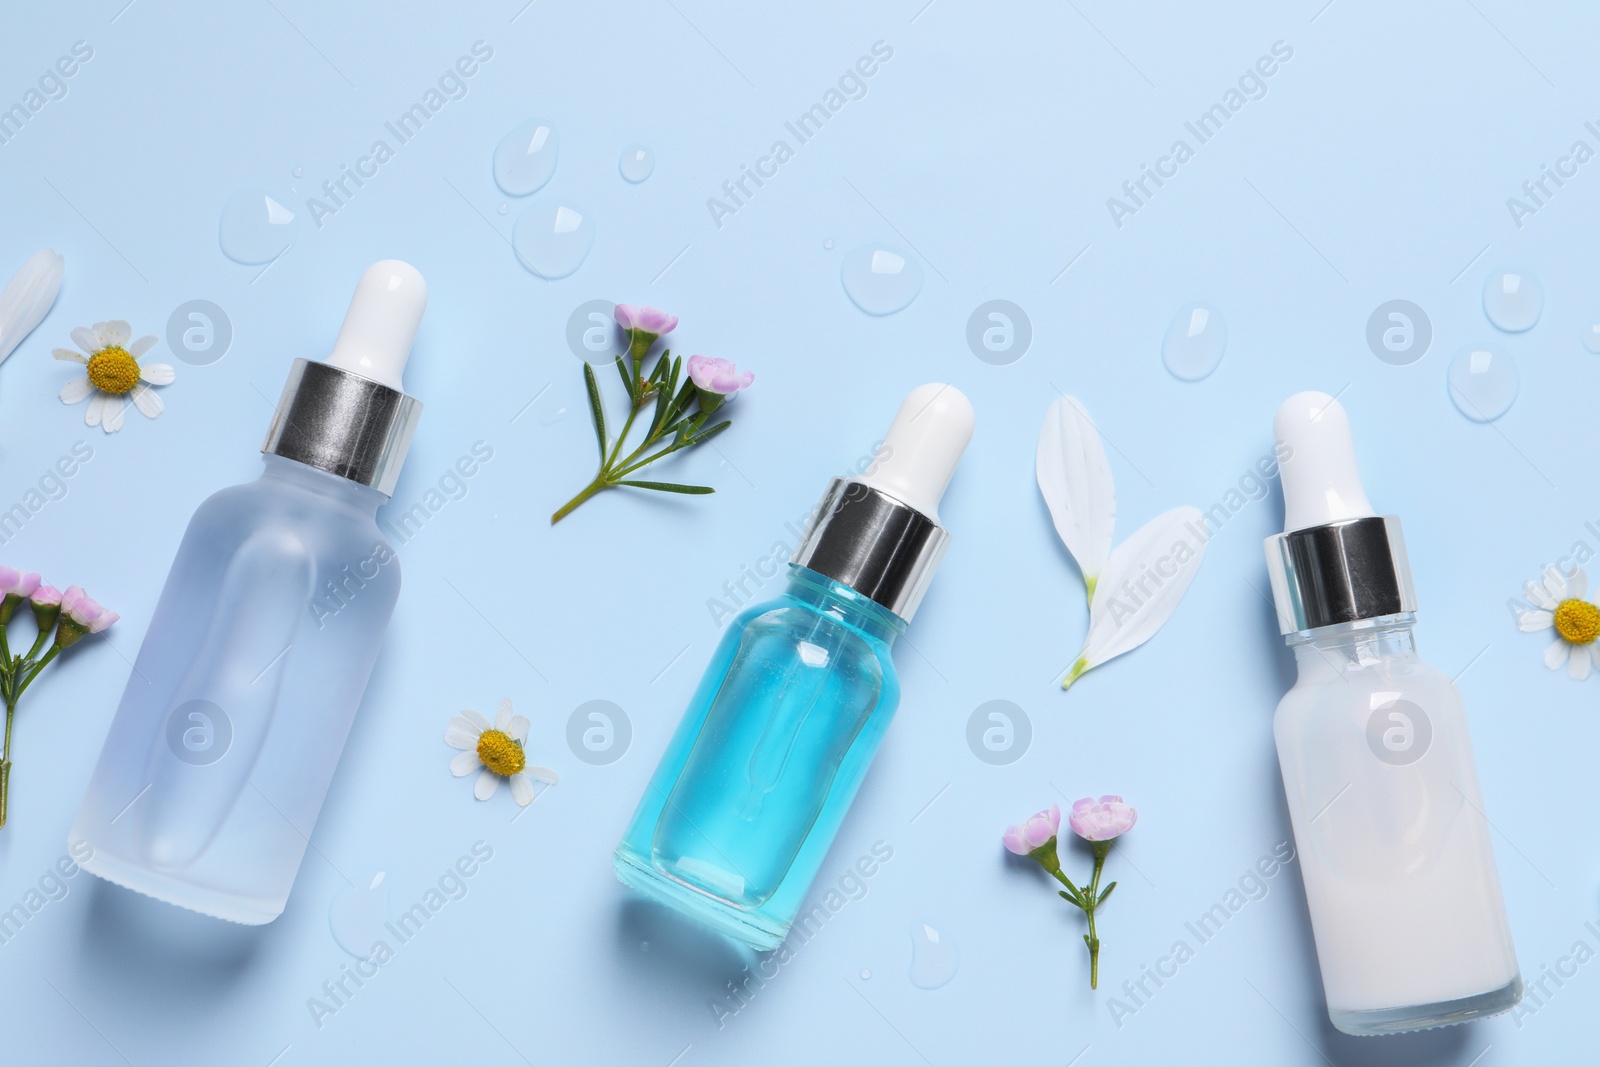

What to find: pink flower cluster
left=0, top=566, right=116, bottom=646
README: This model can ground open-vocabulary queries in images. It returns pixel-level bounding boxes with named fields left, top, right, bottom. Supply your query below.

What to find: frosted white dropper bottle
left=71, top=261, right=426, bottom=923
left=1264, top=392, right=1521, bottom=1034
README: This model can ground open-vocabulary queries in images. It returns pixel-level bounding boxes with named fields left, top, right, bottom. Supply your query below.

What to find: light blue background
left=0, top=1, right=1595, bottom=1063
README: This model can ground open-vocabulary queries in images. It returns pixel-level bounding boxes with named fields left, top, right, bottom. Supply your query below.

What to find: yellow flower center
left=86, top=347, right=141, bottom=395
left=476, top=729, right=526, bottom=776
left=1554, top=598, right=1600, bottom=646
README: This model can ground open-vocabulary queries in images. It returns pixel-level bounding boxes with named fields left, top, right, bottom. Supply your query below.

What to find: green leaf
left=1057, top=890, right=1086, bottom=911
left=685, top=420, right=731, bottom=447
left=613, top=354, right=635, bottom=403
left=614, top=479, right=715, bottom=495
left=1097, top=881, right=1117, bottom=906
left=583, top=363, right=608, bottom=463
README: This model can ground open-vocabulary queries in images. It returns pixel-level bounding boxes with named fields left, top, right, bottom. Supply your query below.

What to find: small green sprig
left=551, top=305, right=752, bottom=524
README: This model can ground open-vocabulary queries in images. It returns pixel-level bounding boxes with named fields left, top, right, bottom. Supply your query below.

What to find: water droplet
left=218, top=189, right=298, bottom=265
left=640, top=940, right=650, bottom=952
left=908, top=920, right=959, bottom=989
left=841, top=245, right=923, bottom=316
left=328, top=871, right=389, bottom=957
left=539, top=405, right=568, bottom=426
left=497, top=203, right=509, bottom=216
left=1482, top=269, right=1542, bottom=333
left=1161, top=303, right=1227, bottom=381
left=619, top=144, right=655, bottom=183
left=859, top=968, right=871, bottom=980
left=493, top=120, right=560, bottom=197
left=512, top=200, right=594, bottom=279
left=1447, top=344, right=1519, bottom=422
left=1584, top=324, right=1600, bottom=354
left=824, top=238, right=835, bottom=250
left=292, top=166, right=304, bottom=178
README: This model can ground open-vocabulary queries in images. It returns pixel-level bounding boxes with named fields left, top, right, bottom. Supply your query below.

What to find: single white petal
left=130, top=381, right=163, bottom=418
left=526, top=765, right=560, bottom=785
left=474, top=768, right=501, bottom=800
left=449, top=750, right=481, bottom=776
left=51, top=347, right=86, bottom=363
left=444, top=726, right=479, bottom=750
left=1517, top=609, right=1554, bottom=633
left=1036, top=396, right=1115, bottom=594
left=101, top=394, right=126, bottom=432
left=59, top=377, right=92, bottom=404
left=139, top=362, right=176, bottom=384
left=510, top=773, right=535, bottom=806
left=1566, top=568, right=1589, bottom=602
left=1543, top=566, right=1568, bottom=604
left=447, top=714, right=482, bottom=735
left=1544, top=639, right=1571, bottom=671
left=1077, top=506, right=1207, bottom=671
left=0, top=249, right=65, bottom=365
left=128, top=335, right=157, bottom=358
left=1524, top=579, right=1557, bottom=611
left=495, top=698, right=514, bottom=733
left=1570, top=645, right=1593, bottom=681
left=99, top=320, right=131, bottom=347
left=85, top=391, right=105, bottom=427
left=509, top=714, right=530, bottom=742
left=71, top=325, right=99, bottom=354
left=460, top=708, right=489, bottom=732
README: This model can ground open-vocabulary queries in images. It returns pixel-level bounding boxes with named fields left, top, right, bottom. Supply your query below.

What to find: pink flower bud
left=61, top=585, right=117, bottom=632
left=1068, top=795, right=1138, bottom=842
left=1002, top=804, right=1061, bottom=855
left=30, top=585, right=61, bottom=607
left=0, top=567, right=41, bottom=598
left=687, top=355, right=754, bottom=395
left=613, top=304, right=678, bottom=337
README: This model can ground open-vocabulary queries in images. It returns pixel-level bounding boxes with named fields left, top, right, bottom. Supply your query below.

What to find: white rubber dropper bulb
left=859, top=383, right=975, bottom=522
left=325, top=260, right=427, bottom=391
left=1274, top=390, right=1376, bottom=533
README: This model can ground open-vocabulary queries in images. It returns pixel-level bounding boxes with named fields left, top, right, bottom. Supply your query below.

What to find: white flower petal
left=1076, top=506, right=1207, bottom=672
left=1570, top=645, right=1593, bottom=681
left=140, top=362, right=175, bottom=385
left=71, top=326, right=99, bottom=354
left=474, top=768, right=501, bottom=800
left=128, top=335, right=157, bottom=358
left=509, top=714, right=530, bottom=742
left=449, top=750, right=481, bottom=776
left=101, top=394, right=126, bottom=432
left=495, top=698, right=514, bottom=733
left=1542, top=566, right=1568, bottom=604
left=1566, top=568, right=1589, bottom=602
left=1524, top=580, right=1557, bottom=611
left=526, top=765, right=560, bottom=785
left=460, top=708, right=489, bottom=732
left=85, top=391, right=105, bottom=427
left=1517, top=609, right=1554, bottom=633
left=1544, top=639, right=1571, bottom=671
left=444, top=726, right=479, bottom=750
left=98, top=320, right=131, bottom=347
left=0, top=249, right=64, bottom=365
left=52, top=347, right=86, bottom=364
left=447, top=714, right=482, bottom=735
left=130, top=381, right=163, bottom=418
left=1036, top=396, right=1115, bottom=596
left=59, top=377, right=92, bottom=405
left=510, top=773, right=535, bottom=806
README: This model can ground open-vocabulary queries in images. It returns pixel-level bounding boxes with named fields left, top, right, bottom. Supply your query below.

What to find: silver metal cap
left=1264, top=515, right=1417, bottom=635
left=791, top=478, right=950, bottom=621
left=262, top=359, right=422, bottom=497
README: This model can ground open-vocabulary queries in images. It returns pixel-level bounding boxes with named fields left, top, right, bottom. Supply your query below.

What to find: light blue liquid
left=1447, top=344, right=1518, bottom=422
left=218, top=189, right=297, bottom=265
left=1481, top=268, right=1541, bottom=333
left=1161, top=302, right=1227, bottom=381
left=614, top=566, right=903, bottom=948
left=512, top=199, right=594, bottom=279
left=492, top=120, right=559, bottom=196
left=841, top=245, right=923, bottom=315
left=619, top=144, right=654, bottom=183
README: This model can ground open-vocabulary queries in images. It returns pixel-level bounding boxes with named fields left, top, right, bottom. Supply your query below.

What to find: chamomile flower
left=1517, top=566, right=1600, bottom=681
left=54, top=320, right=175, bottom=433
left=444, top=698, right=558, bottom=806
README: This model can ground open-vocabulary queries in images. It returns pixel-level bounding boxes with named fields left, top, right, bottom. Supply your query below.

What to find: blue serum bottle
left=71, top=262, right=426, bottom=923
left=615, top=384, right=974, bottom=948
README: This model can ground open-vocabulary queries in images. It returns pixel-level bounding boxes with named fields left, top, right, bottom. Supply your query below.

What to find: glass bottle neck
left=786, top=564, right=907, bottom=645
left=1288, top=613, right=1418, bottom=681
left=260, top=454, right=385, bottom=517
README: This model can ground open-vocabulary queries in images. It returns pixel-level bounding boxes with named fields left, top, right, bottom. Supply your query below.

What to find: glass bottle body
left=71, top=456, right=401, bottom=924
left=615, top=565, right=903, bottom=948
left=1274, top=615, right=1521, bottom=1034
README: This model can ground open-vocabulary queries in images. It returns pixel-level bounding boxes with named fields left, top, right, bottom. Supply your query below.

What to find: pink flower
left=613, top=304, right=678, bottom=338
left=1068, top=795, right=1138, bottom=842
left=687, top=355, right=754, bottom=395
left=1002, top=804, right=1061, bottom=855
left=30, top=585, right=61, bottom=607
left=0, top=568, right=41, bottom=599
left=60, top=585, right=118, bottom=636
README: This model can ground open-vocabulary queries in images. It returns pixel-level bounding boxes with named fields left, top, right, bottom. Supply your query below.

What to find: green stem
left=1085, top=841, right=1109, bottom=989
left=551, top=475, right=608, bottom=525
left=0, top=696, right=12, bottom=830
left=15, top=646, right=59, bottom=700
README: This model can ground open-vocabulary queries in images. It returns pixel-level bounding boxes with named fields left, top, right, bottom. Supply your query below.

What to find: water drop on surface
left=498, top=203, right=509, bottom=215
left=619, top=144, right=655, bottom=183
left=1482, top=269, right=1542, bottom=333
left=841, top=245, right=923, bottom=315
left=328, top=872, right=390, bottom=957
left=493, top=120, right=560, bottom=197
left=292, top=166, right=304, bottom=178
left=824, top=238, right=835, bottom=250
left=218, top=189, right=298, bottom=265
left=860, top=968, right=871, bottom=980
left=1584, top=324, right=1600, bottom=354
left=1447, top=344, right=1519, bottom=422
left=908, top=920, right=959, bottom=989
left=539, top=405, right=568, bottom=426
left=1161, top=303, right=1227, bottom=381
left=640, top=940, right=650, bottom=952
left=512, top=200, right=594, bottom=279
